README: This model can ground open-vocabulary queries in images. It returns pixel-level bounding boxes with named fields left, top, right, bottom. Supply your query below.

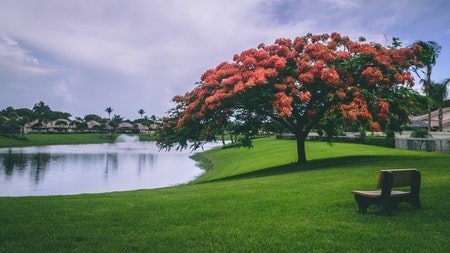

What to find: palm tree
left=429, top=79, right=450, bottom=131
left=413, top=41, right=442, bottom=131
left=138, top=109, right=145, bottom=119
left=105, top=107, right=113, bottom=120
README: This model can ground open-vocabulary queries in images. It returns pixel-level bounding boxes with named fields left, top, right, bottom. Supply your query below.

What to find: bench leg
left=391, top=199, right=401, bottom=210
left=354, top=195, right=369, bottom=214
left=380, top=199, right=392, bottom=216
left=410, top=196, right=421, bottom=209
left=379, top=205, right=392, bottom=216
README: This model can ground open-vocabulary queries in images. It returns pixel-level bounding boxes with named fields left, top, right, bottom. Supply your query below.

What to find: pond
left=0, top=136, right=218, bottom=197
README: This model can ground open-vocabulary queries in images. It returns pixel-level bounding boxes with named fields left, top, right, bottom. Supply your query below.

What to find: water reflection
left=0, top=142, right=216, bottom=196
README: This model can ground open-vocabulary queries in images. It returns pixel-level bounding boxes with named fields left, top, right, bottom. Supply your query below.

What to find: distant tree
left=412, top=41, right=442, bottom=131
left=50, top=111, right=71, bottom=120
left=0, top=116, right=6, bottom=134
left=138, top=109, right=146, bottom=119
left=105, top=107, right=113, bottom=120
left=429, top=78, right=450, bottom=131
left=18, top=116, right=31, bottom=136
left=99, top=122, right=108, bottom=136
left=157, top=33, right=422, bottom=163
left=55, top=120, right=68, bottom=126
left=33, top=101, right=51, bottom=117
left=75, top=121, right=88, bottom=132
left=1, top=106, right=16, bottom=118
left=147, top=115, right=157, bottom=127
left=32, top=101, right=52, bottom=128
left=14, top=108, right=36, bottom=120
left=135, top=115, right=158, bottom=128
left=109, top=114, right=123, bottom=134
left=84, top=114, right=103, bottom=122
left=54, top=119, right=69, bottom=133
left=71, top=117, right=84, bottom=132
left=262, top=118, right=287, bottom=136
left=4, top=112, right=20, bottom=136
left=0, top=103, right=75, bottom=135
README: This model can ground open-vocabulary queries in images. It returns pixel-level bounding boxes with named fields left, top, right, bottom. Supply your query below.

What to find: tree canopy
left=157, top=33, right=423, bottom=163
left=84, top=114, right=104, bottom=122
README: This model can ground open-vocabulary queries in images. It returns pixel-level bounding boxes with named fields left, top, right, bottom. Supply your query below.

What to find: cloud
left=321, top=0, right=361, bottom=9
left=0, top=1, right=313, bottom=77
left=0, top=35, right=55, bottom=75
left=53, top=76, right=78, bottom=103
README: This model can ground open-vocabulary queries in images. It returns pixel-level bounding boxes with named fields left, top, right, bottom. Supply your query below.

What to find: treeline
left=0, top=101, right=158, bottom=137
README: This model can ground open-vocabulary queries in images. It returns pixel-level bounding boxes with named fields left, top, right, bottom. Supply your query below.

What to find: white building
left=411, top=107, right=450, bottom=131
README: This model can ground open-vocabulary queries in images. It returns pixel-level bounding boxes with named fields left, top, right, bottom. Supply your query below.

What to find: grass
left=0, top=138, right=449, bottom=252
left=0, top=133, right=155, bottom=148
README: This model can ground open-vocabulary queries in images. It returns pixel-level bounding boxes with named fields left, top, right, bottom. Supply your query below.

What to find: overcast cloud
left=0, top=0, right=449, bottom=119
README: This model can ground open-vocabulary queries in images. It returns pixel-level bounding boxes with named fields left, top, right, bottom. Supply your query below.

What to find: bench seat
left=352, top=190, right=410, bottom=198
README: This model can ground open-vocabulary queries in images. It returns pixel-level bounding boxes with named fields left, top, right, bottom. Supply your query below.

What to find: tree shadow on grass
left=202, top=155, right=430, bottom=184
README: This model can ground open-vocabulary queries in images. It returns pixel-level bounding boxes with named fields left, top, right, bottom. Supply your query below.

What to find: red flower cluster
left=173, top=32, right=420, bottom=130
left=394, top=71, right=413, bottom=85
left=369, top=121, right=381, bottom=131
left=336, top=89, right=346, bottom=100
left=320, top=67, right=340, bottom=85
left=340, top=98, right=373, bottom=122
left=376, top=100, right=389, bottom=119
left=273, top=92, right=293, bottom=117
left=362, top=67, right=384, bottom=85
left=298, top=91, right=311, bottom=103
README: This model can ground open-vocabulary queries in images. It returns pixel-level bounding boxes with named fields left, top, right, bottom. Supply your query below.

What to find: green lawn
left=0, top=133, right=155, bottom=148
left=0, top=138, right=449, bottom=252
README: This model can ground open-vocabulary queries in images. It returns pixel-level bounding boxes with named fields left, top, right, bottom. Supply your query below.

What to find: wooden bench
left=352, top=169, right=421, bottom=216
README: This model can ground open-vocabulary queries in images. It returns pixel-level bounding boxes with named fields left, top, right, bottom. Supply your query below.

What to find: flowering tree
left=157, top=33, right=422, bottom=163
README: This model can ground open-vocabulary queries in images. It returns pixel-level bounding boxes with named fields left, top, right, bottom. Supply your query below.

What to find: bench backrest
left=377, top=169, right=420, bottom=188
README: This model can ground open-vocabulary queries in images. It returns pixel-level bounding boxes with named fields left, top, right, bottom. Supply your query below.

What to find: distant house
left=411, top=107, right=450, bottom=131
left=87, top=120, right=101, bottom=129
left=69, top=120, right=82, bottom=130
left=117, top=122, right=134, bottom=133
left=24, top=119, right=75, bottom=133
left=53, top=119, right=72, bottom=132
left=408, top=120, right=428, bottom=129
left=4, top=117, right=151, bottom=135
left=135, top=123, right=150, bottom=134
left=118, top=122, right=133, bottom=129
left=24, top=119, right=48, bottom=133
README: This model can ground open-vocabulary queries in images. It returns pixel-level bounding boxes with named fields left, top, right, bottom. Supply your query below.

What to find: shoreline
left=0, top=133, right=156, bottom=149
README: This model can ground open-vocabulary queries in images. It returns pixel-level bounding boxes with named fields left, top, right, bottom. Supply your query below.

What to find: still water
left=0, top=137, right=217, bottom=197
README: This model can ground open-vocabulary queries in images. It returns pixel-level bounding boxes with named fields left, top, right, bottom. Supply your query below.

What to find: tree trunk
left=427, top=108, right=432, bottom=132
left=438, top=106, right=443, bottom=132
left=295, top=134, right=307, bottom=164
left=426, top=68, right=432, bottom=132
left=221, top=131, right=225, bottom=146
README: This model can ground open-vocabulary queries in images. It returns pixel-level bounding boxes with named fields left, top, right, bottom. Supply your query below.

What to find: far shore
left=0, top=133, right=156, bottom=149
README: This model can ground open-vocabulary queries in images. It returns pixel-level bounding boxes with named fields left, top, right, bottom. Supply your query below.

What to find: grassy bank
left=0, top=138, right=449, bottom=252
left=0, top=133, right=155, bottom=148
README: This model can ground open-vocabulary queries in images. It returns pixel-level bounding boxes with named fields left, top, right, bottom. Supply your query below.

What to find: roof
left=411, top=107, right=450, bottom=121
left=409, top=120, right=428, bottom=128
left=118, top=122, right=134, bottom=128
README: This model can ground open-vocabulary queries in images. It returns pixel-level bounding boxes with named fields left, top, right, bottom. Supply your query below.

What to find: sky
left=0, top=0, right=449, bottom=120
